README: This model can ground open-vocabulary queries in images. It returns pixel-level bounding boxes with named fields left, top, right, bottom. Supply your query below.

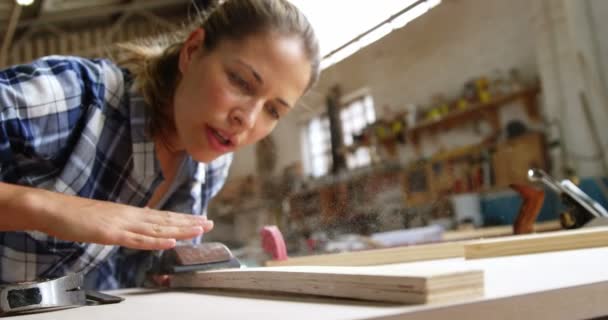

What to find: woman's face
left=172, top=28, right=312, bottom=163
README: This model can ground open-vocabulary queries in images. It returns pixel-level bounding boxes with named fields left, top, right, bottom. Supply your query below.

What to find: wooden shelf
left=402, top=132, right=548, bottom=207
left=408, top=86, right=541, bottom=146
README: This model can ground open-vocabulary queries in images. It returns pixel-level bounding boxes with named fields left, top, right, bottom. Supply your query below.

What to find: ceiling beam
left=105, top=11, right=134, bottom=42
left=0, top=3, right=22, bottom=67
left=35, top=0, right=45, bottom=18
left=136, top=10, right=179, bottom=30
left=1, top=0, right=190, bottom=32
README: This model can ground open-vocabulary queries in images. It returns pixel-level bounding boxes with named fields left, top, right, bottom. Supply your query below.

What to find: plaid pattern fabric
left=0, top=56, right=232, bottom=290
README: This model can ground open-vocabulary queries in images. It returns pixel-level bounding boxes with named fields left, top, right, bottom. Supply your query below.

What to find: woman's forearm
left=0, top=182, right=213, bottom=250
left=0, top=182, right=45, bottom=231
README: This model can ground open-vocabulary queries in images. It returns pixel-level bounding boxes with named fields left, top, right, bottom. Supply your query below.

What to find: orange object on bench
left=260, top=225, right=288, bottom=260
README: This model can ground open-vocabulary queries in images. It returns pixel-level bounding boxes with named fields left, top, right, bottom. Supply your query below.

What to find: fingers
left=130, top=223, right=205, bottom=240
left=119, top=232, right=177, bottom=250
left=141, top=209, right=213, bottom=231
left=111, top=208, right=216, bottom=250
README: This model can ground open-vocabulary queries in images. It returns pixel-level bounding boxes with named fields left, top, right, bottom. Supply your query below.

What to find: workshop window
left=305, top=115, right=332, bottom=177
left=304, top=94, right=376, bottom=177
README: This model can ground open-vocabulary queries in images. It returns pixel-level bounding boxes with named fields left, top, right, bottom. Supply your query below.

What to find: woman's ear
left=178, top=28, right=206, bottom=74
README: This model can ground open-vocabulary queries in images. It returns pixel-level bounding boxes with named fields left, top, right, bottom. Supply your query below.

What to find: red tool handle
left=511, top=184, right=545, bottom=234
left=260, top=226, right=288, bottom=261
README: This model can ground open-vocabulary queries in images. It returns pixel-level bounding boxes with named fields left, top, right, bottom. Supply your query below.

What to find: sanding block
left=157, top=242, right=242, bottom=274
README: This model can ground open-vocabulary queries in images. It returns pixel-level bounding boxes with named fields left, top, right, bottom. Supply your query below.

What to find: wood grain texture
left=442, top=220, right=561, bottom=242
left=170, top=264, right=484, bottom=304
left=465, top=226, right=608, bottom=259
left=265, top=241, right=463, bottom=267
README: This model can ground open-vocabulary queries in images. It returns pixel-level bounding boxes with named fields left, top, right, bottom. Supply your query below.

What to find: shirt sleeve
left=0, top=55, right=126, bottom=182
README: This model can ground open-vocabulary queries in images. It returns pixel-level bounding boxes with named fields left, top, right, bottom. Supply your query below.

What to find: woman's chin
left=189, top=147, right=236, bottom=163
left=190, top=152, right=219, bottom=163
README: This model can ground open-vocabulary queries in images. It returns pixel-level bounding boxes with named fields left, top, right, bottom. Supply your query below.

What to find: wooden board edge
left=265, top=241, right=465, bottom=267
left=170, top=268, right=484, bottom=305
left=442, top=220, right=561, bottom=242
left=464, top=226, right=608, bottom=259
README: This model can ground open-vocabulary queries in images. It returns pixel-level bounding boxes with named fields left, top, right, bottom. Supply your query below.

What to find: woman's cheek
left=250, top=123, right=276, bottom=144
left=205, top=79, right=236, bottom=111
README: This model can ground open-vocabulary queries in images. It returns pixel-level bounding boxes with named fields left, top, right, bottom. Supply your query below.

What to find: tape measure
left=0, top=273, right=123, bottom=316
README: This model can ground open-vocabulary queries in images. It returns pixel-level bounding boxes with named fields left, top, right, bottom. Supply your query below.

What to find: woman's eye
left=228, top=71, right=252, bottom=93
left=266, top=104, right=280, bottom=120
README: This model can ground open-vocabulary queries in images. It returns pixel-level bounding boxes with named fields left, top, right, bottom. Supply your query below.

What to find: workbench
left=16, top=246, right=608, bottom=320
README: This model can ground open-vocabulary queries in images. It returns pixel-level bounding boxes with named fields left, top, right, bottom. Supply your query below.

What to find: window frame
left=302, top=89, right=376, bottom=177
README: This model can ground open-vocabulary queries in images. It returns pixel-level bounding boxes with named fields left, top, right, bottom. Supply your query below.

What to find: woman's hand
left=2, top=183, right=213, bottom=250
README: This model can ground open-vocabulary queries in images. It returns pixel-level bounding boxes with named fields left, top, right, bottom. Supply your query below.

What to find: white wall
left=228, top=115, right=301, bottom=178
left=229, top=144, right=256, bottom=178
left=589, top=0, right=608, bottom=96
left=534, top=0, right=608, bottom=177
left=230, top=0, right=539, bottom=178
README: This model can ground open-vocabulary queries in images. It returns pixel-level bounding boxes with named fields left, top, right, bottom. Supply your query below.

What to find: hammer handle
left=511, top=184, right=545, bottom=234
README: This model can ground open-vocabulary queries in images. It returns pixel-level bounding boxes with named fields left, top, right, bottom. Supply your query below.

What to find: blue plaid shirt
left=0, top=56, right=232, bottom=290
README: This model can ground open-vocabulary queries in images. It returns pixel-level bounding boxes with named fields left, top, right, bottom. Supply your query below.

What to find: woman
left=0, top=0, right=320, bottom=289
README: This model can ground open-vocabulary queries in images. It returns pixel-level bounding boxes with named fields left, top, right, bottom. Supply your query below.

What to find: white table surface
left=14, top=246, right=608, bottom=320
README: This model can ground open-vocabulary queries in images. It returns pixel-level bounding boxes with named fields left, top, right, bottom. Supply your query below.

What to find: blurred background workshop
left=2, top=0, right=608, bottom=318
left=208, top=0, right=608, bottom=265
left=3, top=0, right=605, bottom=264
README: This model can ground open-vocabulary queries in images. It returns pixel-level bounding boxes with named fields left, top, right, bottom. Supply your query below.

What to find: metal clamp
left=528, top=168, right=608, bottom=228
left=0, top=273, right=123, bottom=316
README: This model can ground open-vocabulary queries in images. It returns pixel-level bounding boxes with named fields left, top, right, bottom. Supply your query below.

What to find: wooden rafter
left=136, top=10, right=178, bottom=31
left=0, top=3, right=22, bottom=67
left=0, top=0, right=189, bottom=32
left=105, top=11, right=135, bottom=43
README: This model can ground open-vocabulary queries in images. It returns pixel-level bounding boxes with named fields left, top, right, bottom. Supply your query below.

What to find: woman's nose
left=229, top=101, right=262, bottom=130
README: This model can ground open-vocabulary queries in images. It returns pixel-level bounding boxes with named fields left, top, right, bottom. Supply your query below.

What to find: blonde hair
left=118, top=0, right=320, bottom=137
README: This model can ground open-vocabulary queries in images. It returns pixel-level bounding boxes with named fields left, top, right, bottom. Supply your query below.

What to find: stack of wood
left=171, top=264, right=484, bottom=304
left=171, top=225, right=608, bottom=306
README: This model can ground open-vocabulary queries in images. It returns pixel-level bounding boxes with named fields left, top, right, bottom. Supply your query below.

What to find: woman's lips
left=205, top=126, right=234, bottom=153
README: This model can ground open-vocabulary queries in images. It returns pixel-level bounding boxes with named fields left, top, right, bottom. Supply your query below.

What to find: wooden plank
left=443, top=220, right=561, bottom=242
left=465, top=226, right=608, bottom=259
left=170, top=264, right=484, bottom=304
left=363, top=281, right=608, bottom=320
left=265, top=241, right=463, bottom=267
left=265, top=221, right=560, bottom=268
